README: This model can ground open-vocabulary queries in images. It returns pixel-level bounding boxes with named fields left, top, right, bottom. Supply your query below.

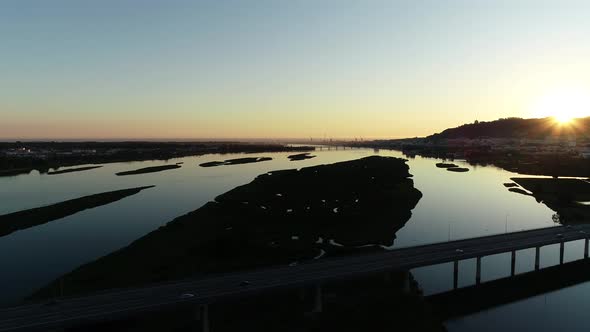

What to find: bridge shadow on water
left=427, top=258, right=590, bottom=320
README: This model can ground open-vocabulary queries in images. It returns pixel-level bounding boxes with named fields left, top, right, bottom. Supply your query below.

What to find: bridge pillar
left=313, top=285, right=322, bottom=313
left=453, top=260, right=459, bottom=289
left=383, top=271, right=395, bottom=284
left=298, top=287, right=306, bottom=301
left=559, top=242, right=565, bottom=265
left=475, top=257, right=482, bottom=285
left=535, top=247, right=540, bottom=271
left=402, top=271, right=411, bottom=293
left=585, top=239, right=589, bottom=259
left=510, top=250, right=516, bottom=276
left=195, top=305, right=210, bottom=332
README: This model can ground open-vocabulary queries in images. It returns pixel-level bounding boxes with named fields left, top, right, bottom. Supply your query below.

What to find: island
left=47, top=165, right=103, bottom=175
left=288, top=153, right=316, bottom=161
left=435, top=163, right=458, bottom=168
left=199, top=157, right=272, bottom=167
left=32, top=156, right=422, bottom=299
left=511, top=178, right=590, bottom=222
left=508, top=187, right=532, bottom=196
left=446, top=167, right=469, bottom=172
left=199, top=161, right=225, bottom=167
left=116, top=164, right=182, bottom=176
left=0, top=186, right=154, bottom=238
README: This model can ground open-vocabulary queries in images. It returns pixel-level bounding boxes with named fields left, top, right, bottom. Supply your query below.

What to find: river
left=0, top=148, right=585, bottom=330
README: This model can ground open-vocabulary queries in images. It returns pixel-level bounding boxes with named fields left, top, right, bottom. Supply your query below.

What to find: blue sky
left=1, top=0, right=590, bottom=139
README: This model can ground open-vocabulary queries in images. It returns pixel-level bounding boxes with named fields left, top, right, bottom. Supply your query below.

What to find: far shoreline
left=0, top=142, right=315, bottom=177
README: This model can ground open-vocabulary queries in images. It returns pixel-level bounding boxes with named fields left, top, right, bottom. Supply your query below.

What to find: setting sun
left=555, top=115, right=574, bottom=124
left=531, top=87, right=590, bottom=124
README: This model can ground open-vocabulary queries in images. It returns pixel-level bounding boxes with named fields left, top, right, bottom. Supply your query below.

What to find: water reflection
left=446, top=257, right=590, bottom=332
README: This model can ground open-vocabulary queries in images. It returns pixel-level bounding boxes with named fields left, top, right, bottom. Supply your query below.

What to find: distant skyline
left=2, top=1, right=590, bottom=140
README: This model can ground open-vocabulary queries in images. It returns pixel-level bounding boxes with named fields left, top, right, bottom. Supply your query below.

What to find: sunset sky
left=2, top=0, right=590, bottom=140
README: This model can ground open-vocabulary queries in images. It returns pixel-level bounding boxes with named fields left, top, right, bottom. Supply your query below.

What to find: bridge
left=2, top=224, right=590, bottom=331
left=428, top=257, right=590, bottom=320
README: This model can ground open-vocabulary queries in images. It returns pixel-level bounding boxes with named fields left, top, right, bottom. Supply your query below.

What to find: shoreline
left=0, top=142, right=315, bottom=177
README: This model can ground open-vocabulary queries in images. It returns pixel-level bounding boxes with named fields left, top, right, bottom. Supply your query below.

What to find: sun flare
left=531, top=87, right=590, bottom=124
left=554, top=114, right=573, bottom=124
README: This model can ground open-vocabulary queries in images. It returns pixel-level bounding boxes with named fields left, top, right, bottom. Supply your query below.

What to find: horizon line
left=0, top=136, right=408, bottom=143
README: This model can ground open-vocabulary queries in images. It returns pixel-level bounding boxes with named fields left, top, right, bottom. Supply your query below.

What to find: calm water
left=0, top=148, right=587, bottom=330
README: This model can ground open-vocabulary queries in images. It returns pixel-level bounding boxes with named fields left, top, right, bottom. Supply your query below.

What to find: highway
left=1, top=224, right=589, bottom=331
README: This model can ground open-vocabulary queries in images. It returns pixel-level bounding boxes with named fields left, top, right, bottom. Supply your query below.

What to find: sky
left=1, top=0, right=590, bottom=140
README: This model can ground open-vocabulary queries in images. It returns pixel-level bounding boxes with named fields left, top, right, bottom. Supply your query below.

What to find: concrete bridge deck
left=2, top=224, right=590, bottom=331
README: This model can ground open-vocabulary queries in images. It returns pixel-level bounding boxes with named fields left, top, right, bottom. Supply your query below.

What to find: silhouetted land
left=508, top=187, right=532, bottom=196
left=116, top=164, right=181, bottom=176
left=428, top=117, right=590, bottom=140
left=511, top=178, right=590, bottom=223
left=435, top=163, right=457, bottom=168
left=503, top=183, right=519, bottom=188
left=419, top=148, right=590, bottom=178
left=30, top=156, right=438, bottom=331
left=347, top=117, right=590, bottom=178
left=199, top=157, right=272, bottom=167
left=32, top=156, right=421, bottom=298
left=0, top=186, right=154, bottom=238
left=364, top=142, right=590, bottom=177
left=47, top=166, right=103, bottom=175
left=199, top=161, right=225, bottom=167
left=0, top=168, right=34, bottom=177
left=0, top=142, right=314, bottom=177
left=446, top=167, right=469, bottom=173
left=288, top=153, right=316, bottom=161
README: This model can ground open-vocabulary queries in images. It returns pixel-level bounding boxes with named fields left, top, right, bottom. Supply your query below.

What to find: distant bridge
left=2, top=224, right=590, bottom=331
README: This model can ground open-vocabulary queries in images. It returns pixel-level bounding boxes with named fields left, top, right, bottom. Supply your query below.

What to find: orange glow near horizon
left=530, top=87, right=590, bottom=125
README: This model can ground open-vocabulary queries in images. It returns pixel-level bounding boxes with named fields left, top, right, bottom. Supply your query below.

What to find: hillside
left=427, top=117, right=590, bottom=140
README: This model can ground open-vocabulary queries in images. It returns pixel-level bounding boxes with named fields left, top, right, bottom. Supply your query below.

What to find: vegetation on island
left=47, top=166, right=103, bottom=175
left=446, top=167, right=469, bottom=172
left=508, top=187, right=532, bottom=196
left=199, top=157, right=272, bottom=167
left=0, top=186, right=154, bottom=238
left=511, top=178, right=590, bottom=222
left=32, top=156, right=422, bottom=299
left=434, top=162, right=468, bottom=172
left=288, top=153, right=316, bottom=161
left=435, top=163, right=457, bottom=168
left=116, top=164, right=181, bottom=176
left=199, top=161, right=225, bottom=167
